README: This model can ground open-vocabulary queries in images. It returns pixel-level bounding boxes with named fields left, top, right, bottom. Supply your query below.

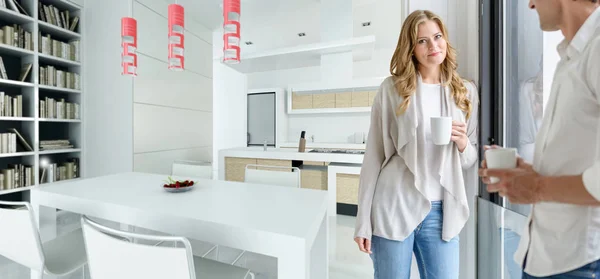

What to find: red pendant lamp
left=223, top=0, right=241, bottom=64
left=168, top=4, right=185, bottom=70
left=121, top=17, right=138, bottom=76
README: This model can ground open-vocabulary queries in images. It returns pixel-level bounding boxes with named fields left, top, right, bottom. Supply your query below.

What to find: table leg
left=310, top=213, right=329, bottom=279
left=30, top=193, right=57, bottom=279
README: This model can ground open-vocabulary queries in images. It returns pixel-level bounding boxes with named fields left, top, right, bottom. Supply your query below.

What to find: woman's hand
left=354, top=237, right=372, bottom=254
left=451, top=121, right=469, bottom=152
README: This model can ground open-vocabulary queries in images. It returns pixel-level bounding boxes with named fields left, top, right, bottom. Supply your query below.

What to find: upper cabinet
left=287, top=78, right=383, bottom=114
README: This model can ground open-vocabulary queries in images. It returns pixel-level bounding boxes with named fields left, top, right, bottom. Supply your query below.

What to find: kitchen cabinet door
left=336, top=173, right=360, bottom=205
left=352, top=91, right=370, bottom=107
left=292, top=93, right=313, bottom=109
left=313, top=93, right=336, bottom=108
left=301, top=169, right=328, bottom=190
left=225, top=157, right=257, bottom=182
left=335, top=92, right=352, bottom=108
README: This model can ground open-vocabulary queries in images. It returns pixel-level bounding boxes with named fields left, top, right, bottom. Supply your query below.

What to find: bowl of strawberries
left=163, top=176, right=196, bottom=193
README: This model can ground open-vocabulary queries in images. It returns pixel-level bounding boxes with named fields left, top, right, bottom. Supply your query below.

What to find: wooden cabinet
left=312, top=93, right=336, bottom=108
left=303, top=161, right=325, bottom=166
left=335, top=92, right=352, bottom=108
left=256, top=159, right=292, bottom=171
left=225, top=157, right=257, bottom=182
left=352, top=91, right=370, bottom=107
left=336, top=173, right=360, bottom=205
left=301, top=169, right=328, bottom=190
left=225, top=157, right=294, bottom=182
left=368, top=91, right=377, bottom=106
left=292, top=93, right=313, bottom=109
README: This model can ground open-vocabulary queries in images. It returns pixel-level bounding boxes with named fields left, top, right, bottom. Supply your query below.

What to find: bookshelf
left=0, top=0, right=83, bottom=195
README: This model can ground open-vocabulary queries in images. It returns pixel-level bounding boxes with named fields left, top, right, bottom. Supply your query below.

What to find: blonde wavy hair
left=390, top=10, right=473, bottom=119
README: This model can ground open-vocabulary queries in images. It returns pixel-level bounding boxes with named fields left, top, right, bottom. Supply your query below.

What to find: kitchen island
left=218, top=147, right=364, bottom=216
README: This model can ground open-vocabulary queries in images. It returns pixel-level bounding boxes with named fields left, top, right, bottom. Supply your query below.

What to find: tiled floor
left=0, top=213, right=421, bottom=279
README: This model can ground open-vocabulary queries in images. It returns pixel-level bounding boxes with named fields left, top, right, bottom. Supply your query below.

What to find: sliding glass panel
left=503, top=0, right=544, bottom=216
left=478, top=198, right=529, bottom=279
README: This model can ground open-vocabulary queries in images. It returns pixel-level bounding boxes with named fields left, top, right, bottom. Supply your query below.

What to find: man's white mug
left=485, top=148, right=518, bottom=183
left=430, top=117, right=452, bottom=145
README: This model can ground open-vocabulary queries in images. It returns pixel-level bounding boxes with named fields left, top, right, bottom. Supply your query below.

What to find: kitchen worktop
left=279, top=142, right=367, bottom=149
left=219, top=147, right=365, bottom=163
left=218, top=147, right=365, bottom=180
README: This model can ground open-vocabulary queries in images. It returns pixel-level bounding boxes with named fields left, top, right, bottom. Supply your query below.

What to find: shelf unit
left=0, top=0, right=83, bottom=195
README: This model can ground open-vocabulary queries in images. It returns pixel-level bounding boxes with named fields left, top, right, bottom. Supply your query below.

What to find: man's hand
left=479, top=145, right=540, bottom=204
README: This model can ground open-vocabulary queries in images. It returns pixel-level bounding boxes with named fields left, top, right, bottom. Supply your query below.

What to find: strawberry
left=189, top=181, right=194, bottom=186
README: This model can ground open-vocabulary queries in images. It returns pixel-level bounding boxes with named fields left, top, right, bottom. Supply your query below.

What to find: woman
left=354, top=10, right=479, bottom=279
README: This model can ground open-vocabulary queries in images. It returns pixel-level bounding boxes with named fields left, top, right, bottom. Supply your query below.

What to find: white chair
left=81, top=215, right=254, bottom=279
left=172, top=160, right=213, bottom=179
left=244, top=164, right=301, bottom=188
left=0, top=200, right=87, bottom=279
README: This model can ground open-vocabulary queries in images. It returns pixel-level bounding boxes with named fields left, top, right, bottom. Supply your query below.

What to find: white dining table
left=30, top=172, right=329, bottom=279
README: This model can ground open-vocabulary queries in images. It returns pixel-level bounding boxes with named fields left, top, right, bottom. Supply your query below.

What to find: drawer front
left=256, top=159, right=292, bottom=172
left=303, top=161, right=325, bottom=166
left=301, top=169, right=328, bottom=190
left=337, top=173, right=360, bottom=205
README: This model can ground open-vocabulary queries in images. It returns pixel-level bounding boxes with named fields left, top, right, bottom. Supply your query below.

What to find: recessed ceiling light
left=362, top=22, right=371, bottom=27
left=245, top=41, right=253, bottom=45
left=298, top=32, right=306, bottom=37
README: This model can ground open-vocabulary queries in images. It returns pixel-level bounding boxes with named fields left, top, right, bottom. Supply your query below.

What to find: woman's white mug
left=485, top=148, right=518, bottom=183
left=430, top=116, right=452, bottom=145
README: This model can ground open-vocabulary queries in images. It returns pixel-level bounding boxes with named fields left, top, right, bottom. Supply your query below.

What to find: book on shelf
left=8, top=128, right=32, bottom=151
left=40, top=139, right=74, bottom=151
left=0, top=92, right=23, bottom=117
left=0, top=24, right=34, bottom=51
left=18, top=63, right=31, bottom=81
left=40, top=97, right=79, bottom=119
left=38, top=2, right=79, bottom=32
left=41, top=158, right=78, bottom=183
left=38, top=32, right=80, bottom=62
left=0, top=163, right=34, bottom=191
left=0, top=57, right=7, bottom=79
left=39, top=65, right=80, bottom=90
left=0, top=129, right=31, bottom=153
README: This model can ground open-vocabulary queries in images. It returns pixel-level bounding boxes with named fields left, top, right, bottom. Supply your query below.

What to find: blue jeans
left=370, top=201, right=459, bottom=279
left=522, top=260, right=600, bottom=279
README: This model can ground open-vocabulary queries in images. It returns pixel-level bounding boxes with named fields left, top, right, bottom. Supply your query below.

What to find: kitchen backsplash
left=287, top=113, right=371, bottom=144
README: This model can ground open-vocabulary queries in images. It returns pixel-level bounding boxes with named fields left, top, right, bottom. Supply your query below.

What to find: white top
left=33, top=172, right=328, bottom=242
left=514, top=7, right=600, bottom=277
left=416, top=83, right=444, bottom=201
left=354, top=76, right=479, bottom=242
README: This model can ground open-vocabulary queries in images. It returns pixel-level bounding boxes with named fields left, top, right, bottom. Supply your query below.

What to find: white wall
left=212, top=62, right=248, bottom=178
left=83, top=0, right=134, bottom=177
left=131, top=0, right=214, bottom=175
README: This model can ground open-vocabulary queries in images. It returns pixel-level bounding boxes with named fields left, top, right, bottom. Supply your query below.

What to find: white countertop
left=219, top=147, right=365, bottom=164
left=279, top=142, right=366, bottom=149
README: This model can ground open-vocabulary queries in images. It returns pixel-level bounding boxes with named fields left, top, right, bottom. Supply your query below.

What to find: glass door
left=478, top=0, right=545, bottom=278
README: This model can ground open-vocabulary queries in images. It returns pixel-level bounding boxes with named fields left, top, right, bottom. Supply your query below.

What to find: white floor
left=0, top=213, right=420, bottom=279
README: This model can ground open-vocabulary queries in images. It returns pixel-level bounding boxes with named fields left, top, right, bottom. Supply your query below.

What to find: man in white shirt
left=479, top=0, right=600, bottom=278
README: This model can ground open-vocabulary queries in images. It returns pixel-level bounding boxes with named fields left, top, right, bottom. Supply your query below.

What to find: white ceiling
left=181, top=0, right=383, bottom=49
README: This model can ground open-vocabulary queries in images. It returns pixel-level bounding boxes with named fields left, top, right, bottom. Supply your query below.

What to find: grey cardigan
left=354, top=76, right=479, bottom=242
